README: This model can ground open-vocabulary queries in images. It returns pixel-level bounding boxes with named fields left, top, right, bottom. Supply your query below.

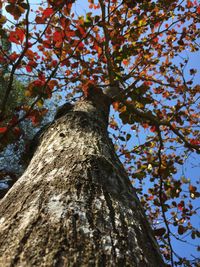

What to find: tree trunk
left=0, top=89, right=165, bottom=267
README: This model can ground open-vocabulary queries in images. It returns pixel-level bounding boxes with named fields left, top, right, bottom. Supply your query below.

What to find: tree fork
left=0, top=88, right=165, bottom=266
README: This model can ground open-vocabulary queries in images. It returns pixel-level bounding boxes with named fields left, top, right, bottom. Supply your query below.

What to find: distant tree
left=0, top=9, right=51, bottom=196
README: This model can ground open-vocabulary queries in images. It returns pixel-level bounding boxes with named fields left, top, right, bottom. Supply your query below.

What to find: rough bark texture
left=0, top=89, right=165, bottom=267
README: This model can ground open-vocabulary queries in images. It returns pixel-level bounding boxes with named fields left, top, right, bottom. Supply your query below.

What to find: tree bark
left=0, top=89, right=165, bottom=267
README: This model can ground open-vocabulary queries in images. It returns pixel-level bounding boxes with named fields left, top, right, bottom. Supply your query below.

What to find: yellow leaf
left=147, top=164, right=152, bottom=171
left=36, top=99, right=44, bottom=108
left=0, top=15, right=6, bottom=25
left=24, top=90, right=31, bottom=97
left=138, top=19, right=146, bottom=27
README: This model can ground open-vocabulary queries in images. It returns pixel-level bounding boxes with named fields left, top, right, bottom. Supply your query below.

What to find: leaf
left=150, top=126, right=156, bottom=132
left=187, top=0, right=193, bottom=8
left=178, top=225, right=187, bottom=235
left=189, top=185, right=197, bottom=193
left=35, top=16, right=45, bottom=24
left=177, top=202, right=184, bottom=211
left=43, top=8, right=54, bottom=18
left=0, top=127, right=7, bottom=134
left=118, top=136, right=126, bottom=142
left=153, top=227, right=166, bottom=237
left=78, top=42, right=84, bottom=50
left=0, top=15, right=6, bottom=25
left=190, top=138, right=200, bottom=145
left=48, top=80, right=58, bottom=90
left=9, top=52, right=19, bottom=62
left=36, top=100, right=44, bottom=108
left=26, top=65, right=32, bottom=73
left=122, top=59, right=129, bottom=66
left=5, top=3, right=25, bottom=20
left=9, top=28, right=25, bottom=44
left=24, top=90, right=31, bottom=97
left=126, top=133, right=131, bottom=141
left=113, top=101, right=120, bottom=111
left=53, top=31, right=63, bottom=43
left=26, top=49, right=36, bottom=60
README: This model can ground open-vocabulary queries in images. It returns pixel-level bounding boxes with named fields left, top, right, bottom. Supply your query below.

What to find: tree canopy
left=0, top=0, right=199, bottom=266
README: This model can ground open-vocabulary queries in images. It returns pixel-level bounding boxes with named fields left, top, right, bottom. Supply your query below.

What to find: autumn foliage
left=0, top=0, right=200, bottom=266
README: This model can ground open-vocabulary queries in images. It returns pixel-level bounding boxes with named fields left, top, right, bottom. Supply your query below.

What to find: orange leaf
left=148, top=195, right=154, bottom=200
left=113, top=101, right=120, bottom=111
left=48, top=80, right=58, bottom=90
left=142, top=123, right=149, bottom=129
left=9, top=52, right=19, bottom=62
left=187, top=0, right=193, bottom=8
left=26, top=49, right=35, bottom=60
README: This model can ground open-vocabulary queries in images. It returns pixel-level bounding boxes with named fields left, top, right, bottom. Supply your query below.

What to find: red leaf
left=153, top=37, right=159, bottom=43
left=26, top=65, right=32, bottom=72
left=150, top=125, right=156, bottom=132
left=53, top=31, right=63, bottom=42
left=122, top=59, right=129, bottom=66
left=177, top=202, right=184, bottom=211
left=51, top=60, right=58, bottom=67
left=144, top=81, right=152, bottom=86
left=190, top=138, right=200, bottom=145
left=197, top=6, right=200, bottom=14
left=43, top=8, right=54, bottom=18
left=0, top=127, right=7, bottom=133
left=9, top=28, right=25, bottom=44
left=78, top=42, right=84, bottom=49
